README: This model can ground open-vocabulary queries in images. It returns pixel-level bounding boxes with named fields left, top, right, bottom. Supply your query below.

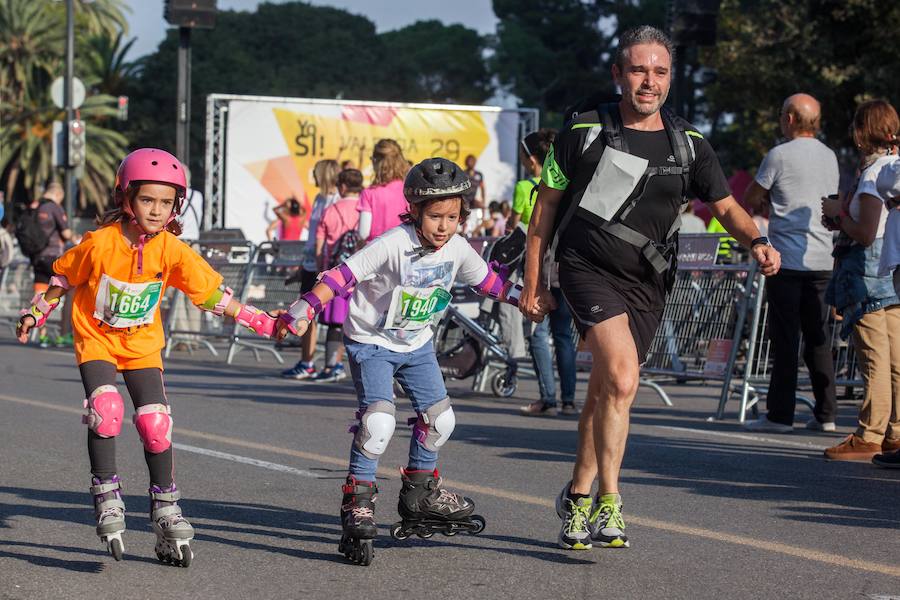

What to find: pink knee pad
left=82, top=385, right=125, bottom=438
left=133, top=403, right=173, bottom=454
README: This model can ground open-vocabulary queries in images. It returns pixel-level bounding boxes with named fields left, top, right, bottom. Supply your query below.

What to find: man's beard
left=627, top=88, right=669, bottom=115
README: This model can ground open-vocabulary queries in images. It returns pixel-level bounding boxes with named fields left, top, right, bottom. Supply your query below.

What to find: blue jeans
left=528, top=287, right=577, bottom=406
left=344, top=337, right=448, bottom=481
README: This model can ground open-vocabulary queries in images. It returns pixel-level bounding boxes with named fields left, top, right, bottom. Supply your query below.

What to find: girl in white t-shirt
left=276, top=158, right=539, bottom=565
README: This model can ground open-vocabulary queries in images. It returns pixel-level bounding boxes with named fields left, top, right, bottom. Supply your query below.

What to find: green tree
left=703, top=0, right=900, bottom=171
left=126, top=3, right=495, bottom=181
left=380, top=21, right=492, bottom=104
left=0, top=0, right=130, bottom=211
left=491, top=0, right=610, bottom=126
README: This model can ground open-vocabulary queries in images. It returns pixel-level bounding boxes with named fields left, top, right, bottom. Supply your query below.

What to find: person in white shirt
left=276, top=158, right=544, bottom=565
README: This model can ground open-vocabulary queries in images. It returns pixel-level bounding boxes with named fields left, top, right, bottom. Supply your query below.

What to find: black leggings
left=80, top=360, right=174, bottom=487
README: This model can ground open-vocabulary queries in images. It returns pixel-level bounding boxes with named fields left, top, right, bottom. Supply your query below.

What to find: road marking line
left=651, top=425, right=826, bottom=449
left=2, top=392, right=899, bottom=578
left=174, top=443, right=321, bottom=479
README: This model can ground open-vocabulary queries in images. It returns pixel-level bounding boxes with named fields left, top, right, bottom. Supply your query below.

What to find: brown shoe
left=519, top=400, right=557, bottom=417
left=883, top=437, right=900, bottom=452
left=824, top=434, right=882, bottom=461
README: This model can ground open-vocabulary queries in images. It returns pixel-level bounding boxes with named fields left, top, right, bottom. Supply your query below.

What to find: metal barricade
left=0, top=259, right=65, bottom=339
left=164, top=238, right=256, bottom=359
left=572, top=235, right=759, bottom=412
left=224, top=240, right=308, bottom=364
left=730, top=279, right=863, bottom=422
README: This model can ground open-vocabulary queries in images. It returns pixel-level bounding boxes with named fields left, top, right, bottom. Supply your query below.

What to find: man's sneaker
left=805, top=418, right=836, bottom=432
left=824, top=434, right=881, bottom=461
left=560, top=403, right=578, bottom=416
left=872, top=448, right=900, bottom=469
left=589, top=493, right=629, bottom=548
left=38, top=334, right=51, bottom=349
left=519, top=400, right=557, bottom=417
left=313, top=364, right=347, bottom=382
left=281, top=361, right=317, bottom=380
left=742, top=416, right=793, bottom=433
left=554, top=481, right=592, bottom=550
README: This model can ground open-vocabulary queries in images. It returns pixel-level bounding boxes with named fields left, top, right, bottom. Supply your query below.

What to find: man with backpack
left=16, top=183, right=78, bottom=346
left=519, top=26, right=781, bottom=551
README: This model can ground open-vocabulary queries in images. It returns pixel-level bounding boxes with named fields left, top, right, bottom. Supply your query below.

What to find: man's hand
left=519, top=283, right=556, bottom=323
left=752, top=243, right=781, bottom=277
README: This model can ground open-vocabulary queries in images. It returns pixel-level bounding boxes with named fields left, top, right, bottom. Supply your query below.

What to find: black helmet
left=403, top=157, right=472, bottom=204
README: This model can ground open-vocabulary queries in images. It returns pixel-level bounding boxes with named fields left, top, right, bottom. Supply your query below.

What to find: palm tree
left=0, top=0, right=130, bottom=211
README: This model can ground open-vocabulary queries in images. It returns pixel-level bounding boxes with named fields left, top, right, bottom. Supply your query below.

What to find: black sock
left=567, top=491, right=590, bottom=503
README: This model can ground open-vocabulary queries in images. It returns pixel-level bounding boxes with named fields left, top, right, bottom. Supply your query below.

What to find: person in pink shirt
left=357, top=139, right=409, bottom=242
left=312, top=169, right=363, bottom=382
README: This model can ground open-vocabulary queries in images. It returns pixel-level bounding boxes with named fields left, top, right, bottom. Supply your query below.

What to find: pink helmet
left=115, top=148, right=187, bottom=220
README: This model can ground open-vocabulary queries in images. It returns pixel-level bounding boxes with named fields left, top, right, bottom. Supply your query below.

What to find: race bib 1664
left=93, top=274, right=162, bottom=328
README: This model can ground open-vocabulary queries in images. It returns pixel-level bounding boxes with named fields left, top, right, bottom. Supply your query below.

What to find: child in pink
left=357, top=139, right=409, bottom=241
left=314, top=169, right=363, bottom=381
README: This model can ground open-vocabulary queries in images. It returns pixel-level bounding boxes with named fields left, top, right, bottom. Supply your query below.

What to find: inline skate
left=149, top=484, right=194, bottom=567
left=338, top=476, right=377, bottom=566
left=390, top=469, right=485, bottom=540
left=90, top=475, right=126, bottom=560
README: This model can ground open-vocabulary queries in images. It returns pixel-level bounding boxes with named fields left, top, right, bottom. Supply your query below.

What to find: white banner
left=223, top=98, right=526, bottom=243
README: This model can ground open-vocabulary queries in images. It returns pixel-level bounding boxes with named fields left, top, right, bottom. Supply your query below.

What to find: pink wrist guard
left=279, top=292, right=321, bottom=336
left=235, top=304, right=277, bottom=338
left=20, top=293, right=61, bottom=327
left=474, top=261, right=523, bottom=307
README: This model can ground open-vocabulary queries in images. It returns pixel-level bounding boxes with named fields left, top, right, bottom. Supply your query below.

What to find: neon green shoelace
left=565, top=501, right=591, bottom=533
left=591, top=503, right=625, bottom=531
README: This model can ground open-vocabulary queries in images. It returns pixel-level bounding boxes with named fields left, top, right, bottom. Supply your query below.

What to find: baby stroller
left=433, top=229, right=526, bottom=397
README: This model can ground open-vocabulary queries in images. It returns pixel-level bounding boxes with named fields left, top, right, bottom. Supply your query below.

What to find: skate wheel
left=417, top=531, right=434, bottom=539
left=469, top=515, right=486, bottom=535
left=390, top=522, right=410, bottom=541
left=357, top=541, right=373, bottom=566
left=109, top=538, right=123, bottom=561
left=178, top=546, right=193, bottom=568
left=444, top=529, right=457, bottom=537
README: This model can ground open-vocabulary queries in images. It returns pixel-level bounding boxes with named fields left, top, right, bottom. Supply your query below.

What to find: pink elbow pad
left=49, top=274, right=71, bottom=290
left=211, top=286, right=234, bottom=316
left=319, top=264, right=356, bottom=299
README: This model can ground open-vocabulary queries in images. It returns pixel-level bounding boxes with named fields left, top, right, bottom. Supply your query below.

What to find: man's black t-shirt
left=550, top=125, right=730, bottom=310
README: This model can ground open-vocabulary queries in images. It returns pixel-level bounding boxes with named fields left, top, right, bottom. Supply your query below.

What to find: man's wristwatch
left=750, top=236, right=770, bottom=248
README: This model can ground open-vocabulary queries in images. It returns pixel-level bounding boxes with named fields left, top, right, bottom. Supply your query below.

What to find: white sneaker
left=742, top=417, right=793, bottom=433
left=805, top=418, right=836, bottom=432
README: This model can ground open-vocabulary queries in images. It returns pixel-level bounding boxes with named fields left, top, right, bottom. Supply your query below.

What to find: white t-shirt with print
left=851, top=155, right=895, bottom=240
left=343, top=224, right=489, bottom=352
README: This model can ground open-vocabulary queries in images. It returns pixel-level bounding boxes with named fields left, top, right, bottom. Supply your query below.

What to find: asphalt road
left=0, top=333, right=898, bottom=600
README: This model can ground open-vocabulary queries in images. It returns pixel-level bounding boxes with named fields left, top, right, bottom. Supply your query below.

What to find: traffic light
left=68, top=119, right=85, bottom=168
left=117, top=95, right=129, bottom=121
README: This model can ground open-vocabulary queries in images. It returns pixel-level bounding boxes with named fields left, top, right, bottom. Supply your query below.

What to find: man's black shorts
left=32, top=255, right=58, bottom=285
left=558, top=262, right=663, bottom=362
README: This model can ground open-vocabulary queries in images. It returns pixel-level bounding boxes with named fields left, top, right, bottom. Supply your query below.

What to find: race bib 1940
left=385, top=286, right=452, bottom=331
left=93, top=274, right=163, bottom=328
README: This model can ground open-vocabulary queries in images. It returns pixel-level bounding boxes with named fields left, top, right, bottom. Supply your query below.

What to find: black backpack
left=15, top=201, right=50, bottom=258
left=328, top=208, right=360, bottom=267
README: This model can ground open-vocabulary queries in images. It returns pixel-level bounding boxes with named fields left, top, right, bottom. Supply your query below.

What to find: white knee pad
left=82, top=385, right=125, bottom=438
left=353, top=401, right=396, bottom=459
left=133, top=403, right=173, bottom=454
left=412, top=397, right=455, bottom=452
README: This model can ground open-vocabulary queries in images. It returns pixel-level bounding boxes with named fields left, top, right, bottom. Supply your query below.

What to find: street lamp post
left=64, top=0, right=75, bottom=222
